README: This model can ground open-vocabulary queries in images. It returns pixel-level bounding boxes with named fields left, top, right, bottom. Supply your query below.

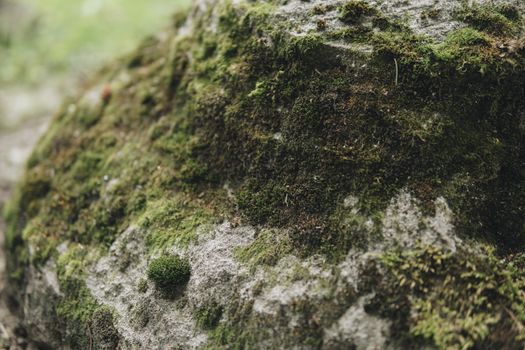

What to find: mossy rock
left=3, top=0, right=525, bottom=349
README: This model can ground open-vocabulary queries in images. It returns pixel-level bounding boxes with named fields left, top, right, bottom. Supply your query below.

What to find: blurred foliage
left=0, top=0, right=190, bottom=85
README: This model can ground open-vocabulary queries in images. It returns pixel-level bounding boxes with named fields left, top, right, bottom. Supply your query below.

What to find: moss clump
left=236, top=181, right=288, bottom=226
left=184, top=0, right=523, bottom=255
left=372, top=27, right=502, bottom=75
left=316, top=19, right=327, bottom=31
left=53, top=243, right=104, bottom=347
left=312, top=4, right=328, bottom=16
left=368, top=245, right=525, bottom=349
left=420, top=8, right=441, bottom=21
left=323, top=198, right=383, bottom=258
left=147, top=255, right=191, bottom=292
left=457, top=3, right=523, bottom=35
left=339, top=1, right=376, bottom=24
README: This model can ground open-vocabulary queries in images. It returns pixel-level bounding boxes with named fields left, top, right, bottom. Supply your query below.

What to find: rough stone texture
left=86, top=223, right=255, bottom=349
left=279, top=0, right=525, bottom=41
left=3, top=0, right=525, bottom=349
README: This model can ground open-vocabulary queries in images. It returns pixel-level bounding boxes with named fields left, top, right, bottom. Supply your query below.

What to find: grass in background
left=0, top=0, right=191, bottom=85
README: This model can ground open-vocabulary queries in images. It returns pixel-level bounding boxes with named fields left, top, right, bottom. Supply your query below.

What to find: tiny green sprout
left=147, top=255, right=191, bottom=292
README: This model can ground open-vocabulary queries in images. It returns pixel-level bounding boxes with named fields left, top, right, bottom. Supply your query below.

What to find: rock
left=3, top=0, right=525, bottom=349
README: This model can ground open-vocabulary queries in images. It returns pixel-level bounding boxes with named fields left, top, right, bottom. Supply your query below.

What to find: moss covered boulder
left=3, top=0, right=525, bottom=348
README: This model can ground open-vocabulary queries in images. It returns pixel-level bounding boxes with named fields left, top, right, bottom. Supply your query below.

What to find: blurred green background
left=0, top=0, right=190, bottom=85
left=0, top=0, right=189, bottom=203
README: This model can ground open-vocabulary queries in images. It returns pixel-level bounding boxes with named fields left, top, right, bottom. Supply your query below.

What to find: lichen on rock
left=3, top=0, right=525, bottom=349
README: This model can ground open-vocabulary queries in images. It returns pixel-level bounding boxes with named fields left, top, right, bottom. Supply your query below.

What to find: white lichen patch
left=324, top=294, right=391, bottom=350
left=382, top=190, right=460, bottom=251
left=177, top=222, right=256, bottom=311
left=249, top=255, right=330, bottom=316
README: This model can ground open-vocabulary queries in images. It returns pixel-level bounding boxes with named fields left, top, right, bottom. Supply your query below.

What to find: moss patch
left=147, top=255, right=191, bottom=293
left=235, top=228, right=293, bottom=268
left=54, top=243, right=104, bottom=347
left=339, top=1, right=376, bottom=24
left=456, top=3, right=524, bottom=35
left=138, top=197, right=213, bottom=252
left=365, top=245, right=525, bottom=349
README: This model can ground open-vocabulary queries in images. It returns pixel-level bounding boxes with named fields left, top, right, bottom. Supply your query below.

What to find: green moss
left=432, top=28, right=493, bottom=69
left=312, top=4, right=329, bottom=16
left=420, top=8, right=441, bottom=21
left=339, top=1, right=376, bottom=24
left=457, top=3, right=523, bottom=35
left=147, top=255, right=191, bottom=292
left=139, top=197, right=213, bottom=251
left=316, top=19, right=327, bottom=31
left=372, top=245, right=525, bottom=349
left=286, top=34, right=325, bottom=58
left=196, top=302, right=223, bottom=330
left=4, top=1, right=525, bottom=346
left=207, top=273, right=356, bottom=349
left=55, top=284, right=99, bottom=348
left=235, top=228, right=293, bottom=268
left=322, top=199, right=383, bottom=259
left=137, top=278, right=149, bottom=293
left=372, top=20, right=520, bottom=76
left=236, top=181, right=288, bottom=226
left=55, top=244, right=103, bottom=347
left=180, top=0, right=523, bottom=252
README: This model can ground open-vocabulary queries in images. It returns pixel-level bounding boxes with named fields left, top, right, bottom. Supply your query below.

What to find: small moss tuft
left=339, top=1, right=376, bottom=24
left=147, top=255, right=191, bottom=292
left=235, top=229, right=293, bottom=268
left=312, top=4, right=328, bottom=16
left=137, top=278, right=148, bottom=293
left=316, top=19, right=327, bottom=31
